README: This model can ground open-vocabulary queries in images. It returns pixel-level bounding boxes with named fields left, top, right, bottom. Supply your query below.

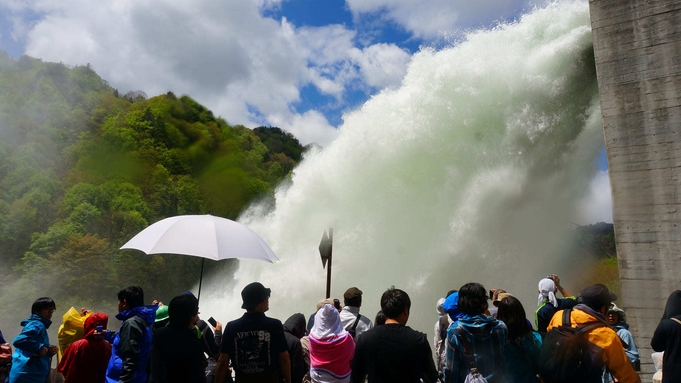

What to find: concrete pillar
left=589, top=0, right=681, bottom=378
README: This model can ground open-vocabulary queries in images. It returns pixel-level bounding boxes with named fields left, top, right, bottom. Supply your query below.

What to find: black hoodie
left=652, top=290, right=681, bottom=383
left=283, top=313, right=307, bottom=383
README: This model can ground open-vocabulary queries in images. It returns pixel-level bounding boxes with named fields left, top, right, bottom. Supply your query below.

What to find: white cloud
left=348, top=43, right=410, bottom=89
left=0, top=0, right=412, bottom=146
left=346, top=0, right=538, bottom=40
left=267, top=109, right=340, bottom=147
left=576, top=171, right=613, bottom=224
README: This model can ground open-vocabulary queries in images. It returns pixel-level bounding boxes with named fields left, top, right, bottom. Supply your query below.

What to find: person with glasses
left=9, top=297, right=58, bottom=383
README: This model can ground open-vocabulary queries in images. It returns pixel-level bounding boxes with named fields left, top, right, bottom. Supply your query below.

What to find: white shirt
left=339, top=306, right=373, bottom=338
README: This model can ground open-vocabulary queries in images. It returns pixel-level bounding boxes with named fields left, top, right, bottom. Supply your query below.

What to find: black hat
left=241, top=282, right=271, bottom=310
left=580, top=284, right=617, bottom=309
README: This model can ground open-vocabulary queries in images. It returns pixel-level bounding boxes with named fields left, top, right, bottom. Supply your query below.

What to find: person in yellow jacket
left=547, top=284, right=640, bottom=383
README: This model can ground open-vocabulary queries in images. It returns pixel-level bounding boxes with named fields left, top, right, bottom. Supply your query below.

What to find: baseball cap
left=580, top=284, right=617, bottom=309
left=492, top=292, right=514, bottom=307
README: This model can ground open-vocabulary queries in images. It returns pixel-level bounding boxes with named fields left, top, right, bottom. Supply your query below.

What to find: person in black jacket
left=282, top=314, right=307, bottom=383
left=149, top=294, right=207, bottom=383
left=198, top=319, right=227, bottom=383
left=651, top=290, right=681, bottom=383
left=352, top=286, right=438, bottom=383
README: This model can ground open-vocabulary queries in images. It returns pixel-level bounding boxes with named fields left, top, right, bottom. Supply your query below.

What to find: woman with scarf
left=308, top=304, right=354, bottom=383
left=535, top=274, right=576, bottom=334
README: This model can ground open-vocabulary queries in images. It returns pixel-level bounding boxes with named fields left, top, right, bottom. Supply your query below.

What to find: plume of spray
left=200, top=1, right=603, bottom=334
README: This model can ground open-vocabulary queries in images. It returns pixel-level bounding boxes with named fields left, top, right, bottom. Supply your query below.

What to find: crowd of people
left=0, top=276, right=679, bottom=383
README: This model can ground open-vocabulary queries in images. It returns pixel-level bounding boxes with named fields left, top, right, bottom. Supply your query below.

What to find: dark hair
left=374, top=310, right=387, bottom=326
left=446, top=290, right=458, bottom=298
left=345, top=296, right=362, bottom=308
left=118, top=286, right=144, bottom=308
left=458, top=283, right=488, bottom=316
left=31, top=297, right=56, bottom=314
left=496, top=296, right=530, bottom=340
left=380, top=286, right=411, bottom=319
left=168, top=294, right=199, bottom=328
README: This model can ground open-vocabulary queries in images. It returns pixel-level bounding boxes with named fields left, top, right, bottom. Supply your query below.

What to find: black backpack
left=538, top=309, right=606, bottom=383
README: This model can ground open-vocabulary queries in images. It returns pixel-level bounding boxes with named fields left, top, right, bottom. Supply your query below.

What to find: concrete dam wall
left=589, top=0, right=681, bottom=376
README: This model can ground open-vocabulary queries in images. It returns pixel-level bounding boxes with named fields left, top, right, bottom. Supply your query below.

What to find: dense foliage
left=0, top=52, right=304, bottom=315
left=568, top=222, right=620, bottom=297
left=572, top=222, right=616, bottom=259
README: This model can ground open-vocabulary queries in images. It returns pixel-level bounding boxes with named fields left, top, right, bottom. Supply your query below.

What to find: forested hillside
left=568, top=222, right=620, bottom=297
left=0, top=52, right=304, bottom=313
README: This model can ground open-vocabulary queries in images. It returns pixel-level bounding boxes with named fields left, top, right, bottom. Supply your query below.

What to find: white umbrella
left=120, top=214, right=278, bottom=300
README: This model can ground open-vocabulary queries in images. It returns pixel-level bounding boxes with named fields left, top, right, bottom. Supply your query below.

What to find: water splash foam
left=201, top=0, right=602, bottom=335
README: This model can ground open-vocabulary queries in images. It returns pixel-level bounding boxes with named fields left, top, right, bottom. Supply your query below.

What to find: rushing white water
left=201, top=1, right=603, bottom=335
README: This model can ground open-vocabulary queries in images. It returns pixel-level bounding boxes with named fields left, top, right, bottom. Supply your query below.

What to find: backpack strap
left=351, top=314, right=361, bottom=333
left=671, top=318, right=681, bottom=326
left=575, top=321, right=608, bottom=335
left=562, top=308, right=572, bottom=326
left=562, top=308, right=608, bottom=334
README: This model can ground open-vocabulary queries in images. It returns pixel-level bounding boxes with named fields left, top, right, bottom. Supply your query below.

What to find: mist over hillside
left=0, top=52, right=304, bottom=339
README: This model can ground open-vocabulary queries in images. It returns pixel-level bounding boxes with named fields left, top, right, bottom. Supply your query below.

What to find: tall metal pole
left=325, top=228, right=333, bottom=299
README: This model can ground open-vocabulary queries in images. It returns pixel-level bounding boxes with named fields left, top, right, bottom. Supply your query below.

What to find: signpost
left=318, top=228, right=333, bottom=299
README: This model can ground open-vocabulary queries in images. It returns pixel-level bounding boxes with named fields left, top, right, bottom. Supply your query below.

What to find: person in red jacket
left=58, top=313, right=112, bottom=383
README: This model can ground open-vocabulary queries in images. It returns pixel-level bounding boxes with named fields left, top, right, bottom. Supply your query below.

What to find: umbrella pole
left=198, top=258, right=205, bottom=303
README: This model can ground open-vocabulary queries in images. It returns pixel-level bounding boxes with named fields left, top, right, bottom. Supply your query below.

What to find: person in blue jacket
left=106, top=286, right=156, bottom=383
left=9, top=297, right=58, bottom=383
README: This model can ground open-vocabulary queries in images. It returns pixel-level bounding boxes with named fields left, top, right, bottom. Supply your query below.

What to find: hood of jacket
left=457, top=314, right=500, bottom=336
left=115, top=305, right=156, bottom=325
left=443, top=292, right=465, bottom=322
left=84, top=312, right=109, bottom=339
left=436, top=298, right=446, bottom=316
left=21, top=313, right=52, bottom=330
left=663, top=290, right=681, bottom=320
left=284, top=313, right=306, bottom=339
left=572, top=304, right=611, bottom=326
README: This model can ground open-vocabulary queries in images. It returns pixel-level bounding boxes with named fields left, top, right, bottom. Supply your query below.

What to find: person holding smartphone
left=58, top=313, right=112, bottom=383
left=535, top=274, right=576, bottom=334
left=198, top=317, right=225, bottom=383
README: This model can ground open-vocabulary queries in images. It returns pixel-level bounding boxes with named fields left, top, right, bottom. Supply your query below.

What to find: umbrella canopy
left=120, top=214, right=278, bottom=263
